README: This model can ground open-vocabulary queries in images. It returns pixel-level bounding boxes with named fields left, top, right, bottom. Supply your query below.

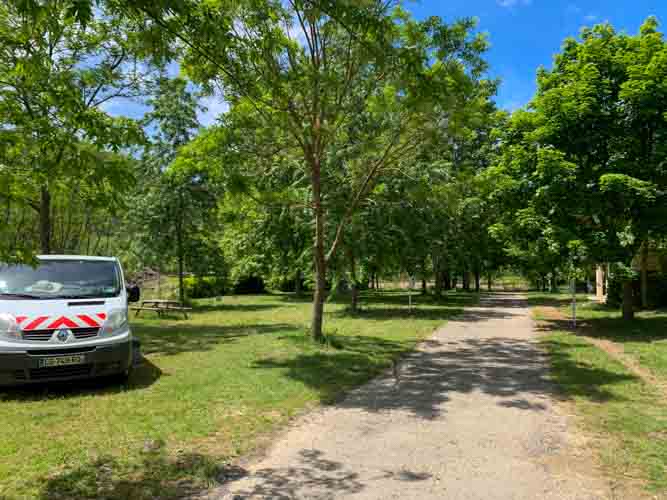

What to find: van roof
left=37, top=255, right=117, bottom=262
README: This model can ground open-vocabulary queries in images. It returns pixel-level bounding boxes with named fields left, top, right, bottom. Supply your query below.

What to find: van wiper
left=54, top=294, right=97, bottom=299
left=0, top=293, right=43, bottom=299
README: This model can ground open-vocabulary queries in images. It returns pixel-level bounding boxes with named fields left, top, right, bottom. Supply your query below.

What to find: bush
left=606, top=268, right=667, bottom=308
left=184, top=276, right=226, bottom=299
left=273, top=277, right=309, bottom=293
left=232, top=276, right=266, bottom=294
left=648, top=273, right=667, bottom=308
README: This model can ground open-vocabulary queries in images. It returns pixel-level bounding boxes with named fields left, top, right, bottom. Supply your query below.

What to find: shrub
left=272, top=277, right=309, bottom=293
left=606, top=268, right=667, bottom=308
left=232, top=276, right=266, bottom=294
left=184, top=276, right=226, bottom=299
left=648, top=273, right=667, bottom=308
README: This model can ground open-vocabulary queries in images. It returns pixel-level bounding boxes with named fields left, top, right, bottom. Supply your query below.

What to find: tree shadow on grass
left=526, top=291, right=607, bottom=309
left=256, top=330, right=637, bottom=420
left=133, top=323, right=294, bottom=356
left=256, top=350, right=400, bottom=405
left=525, top=296, right=575, bottom=308
left=358, top=291, right=479, bottom=307
left=276, top=290, right=480, bottom=307
left=335, top=292, right=526, bottom=322
left=542, top=337, right=640, bottom=402
left=333, top=306, right=465, bottom=321
left=533, top=301, right=667, bottom=345
left=192, top=302, right=286, bottom=313
left=36, top=449, right=248, bottom=500
left=581, top=314, right=667, bottom=344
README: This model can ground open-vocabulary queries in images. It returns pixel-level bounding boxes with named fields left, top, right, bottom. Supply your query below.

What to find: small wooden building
left=595, top=245, right=665, bottom=303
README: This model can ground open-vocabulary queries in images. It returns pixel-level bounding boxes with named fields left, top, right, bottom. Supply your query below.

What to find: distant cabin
left=595, top=246, right=665, bottom=303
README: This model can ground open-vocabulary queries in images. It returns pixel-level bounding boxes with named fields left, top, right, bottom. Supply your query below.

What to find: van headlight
left=0, top=313, right=21, bottom=341
left=101, top=309, right=129, bottom=337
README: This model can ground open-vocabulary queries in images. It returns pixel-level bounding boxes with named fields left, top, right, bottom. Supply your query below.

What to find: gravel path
left=216, top=293, right=612, bottom=500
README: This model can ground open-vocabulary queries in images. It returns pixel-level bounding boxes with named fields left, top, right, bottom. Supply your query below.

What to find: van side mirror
left=127, top=285, right=140, bottom=303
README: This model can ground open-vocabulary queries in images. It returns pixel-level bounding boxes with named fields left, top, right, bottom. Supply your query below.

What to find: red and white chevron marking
left=15, top=313, right=107, bottom=331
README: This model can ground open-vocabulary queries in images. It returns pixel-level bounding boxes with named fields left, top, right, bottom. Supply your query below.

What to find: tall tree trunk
left=177, top=190, right=185, bottom=304
left=463, top=271, right=470, bottom=291
left=312, top=249, right=326, bottom=341
left=421, top=276, right=427, bottom=295
left=622, top=280, right=635, bottom=320
left=487, top=274, right=492, bottom=291
left=474, top=269, right=481, bottom=293
left=294, top=268, right=302, bottom=297
left=351, top=283, right=359, bottom=311
left=444, top=271, right=452, bottom=291
left=551, top=268, right=558, bottom=293
left=39, top=185, right=51, bottom=254
left=432, top=255, right=440, bottom=297
left=640, top=241, right=649, bottom=309
left=311, top=155, right=326, bottom=342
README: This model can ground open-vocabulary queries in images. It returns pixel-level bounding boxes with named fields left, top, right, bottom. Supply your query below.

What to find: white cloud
left=497, top=0, right=531, bottom=7
left=565, top=4, right=599, bottom=24
left=100, top=97, right=150, bottom=120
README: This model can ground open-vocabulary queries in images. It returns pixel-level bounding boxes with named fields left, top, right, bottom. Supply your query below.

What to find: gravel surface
left=214, top=293, right=612, bottom=500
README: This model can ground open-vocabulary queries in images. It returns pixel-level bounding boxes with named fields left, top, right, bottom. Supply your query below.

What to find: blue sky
left=108, top=1, right=667, bottom=125
left=409, top=0, right=667, bottom=111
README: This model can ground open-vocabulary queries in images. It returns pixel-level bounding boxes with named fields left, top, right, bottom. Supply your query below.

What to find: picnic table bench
left=131, top=299, right=192, bottom=319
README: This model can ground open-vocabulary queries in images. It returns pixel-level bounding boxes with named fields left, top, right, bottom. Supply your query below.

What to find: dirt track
left=215, top=293, right=612, bottom=499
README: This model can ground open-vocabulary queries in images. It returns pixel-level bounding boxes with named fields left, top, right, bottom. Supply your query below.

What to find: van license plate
left=38, top=356, right=86, bottom=368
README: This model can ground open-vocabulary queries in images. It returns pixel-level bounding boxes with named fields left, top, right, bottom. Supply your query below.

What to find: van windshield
left=0, top=260, right=121, bottom=300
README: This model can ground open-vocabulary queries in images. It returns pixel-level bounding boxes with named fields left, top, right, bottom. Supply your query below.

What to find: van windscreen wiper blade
left=54, top=294, right=97, bottom=299
left=0, top=293, right=44, bottom=299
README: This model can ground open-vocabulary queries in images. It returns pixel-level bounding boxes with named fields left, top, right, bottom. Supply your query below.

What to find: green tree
left=169, top=2, right=488, bottom=340
left=534, top=20, right=667, bottom=318
left=0, top=1, right=144, bottom=254
left=491, top=20, right=667, bottom=318
left=132, top=76, right=220, bottom=303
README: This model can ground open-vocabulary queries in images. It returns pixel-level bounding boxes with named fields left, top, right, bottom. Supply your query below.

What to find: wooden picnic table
left=131, top=299, right=192, bottom=319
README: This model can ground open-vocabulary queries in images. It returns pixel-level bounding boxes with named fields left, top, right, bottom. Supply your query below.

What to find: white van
left=0, top=255, right=139, bottom=386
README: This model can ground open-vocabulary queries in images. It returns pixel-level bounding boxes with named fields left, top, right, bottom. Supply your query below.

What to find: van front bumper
left=0, top=340, right=132, bottom=386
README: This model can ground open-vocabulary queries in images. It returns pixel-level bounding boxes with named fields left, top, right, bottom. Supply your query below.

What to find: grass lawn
left=0, top=290, right=474, bottom=500
left=531, top=293, right=667, bottom=494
